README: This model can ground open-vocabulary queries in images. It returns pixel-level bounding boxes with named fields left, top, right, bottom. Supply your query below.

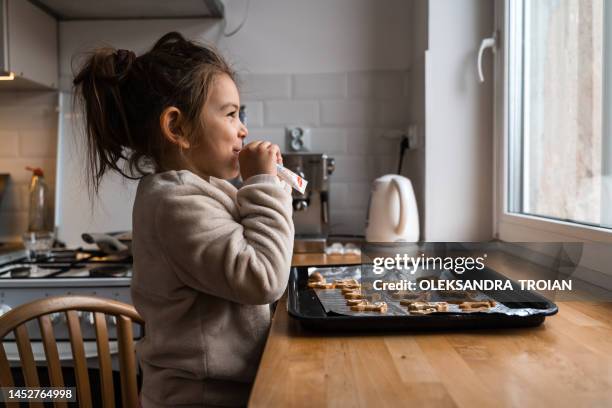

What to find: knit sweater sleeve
left=155, top=174, right=294, bottom=305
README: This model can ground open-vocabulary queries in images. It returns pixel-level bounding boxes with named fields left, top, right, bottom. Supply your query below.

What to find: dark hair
left=73, top=31, right=236, bottom=194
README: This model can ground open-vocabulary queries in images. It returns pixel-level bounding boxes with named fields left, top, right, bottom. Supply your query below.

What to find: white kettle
left=365, top=175, right=419, bottom=242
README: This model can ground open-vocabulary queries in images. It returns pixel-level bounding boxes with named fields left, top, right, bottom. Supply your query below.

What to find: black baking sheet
left=287, top=264, right=558, bottom=331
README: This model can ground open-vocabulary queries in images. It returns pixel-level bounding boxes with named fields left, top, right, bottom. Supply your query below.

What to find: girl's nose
left=239, top=123, right=248, bottom=139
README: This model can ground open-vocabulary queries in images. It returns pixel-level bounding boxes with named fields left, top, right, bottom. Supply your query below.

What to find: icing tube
left=276, top=163, right=308, bottom=194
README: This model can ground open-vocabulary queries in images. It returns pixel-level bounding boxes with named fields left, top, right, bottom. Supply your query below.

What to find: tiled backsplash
left=0, top=92, right=58, bottom=241
left=0, top=70, right=409, bottom=239
left=239, top=70, right=410, bottom=235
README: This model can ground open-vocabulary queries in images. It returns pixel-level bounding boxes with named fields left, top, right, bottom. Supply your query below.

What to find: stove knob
left=0, top=304, right=11, bottom=317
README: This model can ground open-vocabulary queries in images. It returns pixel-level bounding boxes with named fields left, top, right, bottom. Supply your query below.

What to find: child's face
left=191, top=73, right=247, bottom=179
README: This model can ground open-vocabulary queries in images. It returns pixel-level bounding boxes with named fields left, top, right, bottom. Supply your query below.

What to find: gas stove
left=0, top=248, right=137, bottom=365
left=0, top=248, right=132, bottom=287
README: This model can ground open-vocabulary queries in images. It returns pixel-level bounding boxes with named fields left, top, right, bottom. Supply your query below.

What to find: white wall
left=56, top=0, right=415, bottom=245
left=424, top=0, right=494, bottom=241
left=59, top=0, right=413, bottom=79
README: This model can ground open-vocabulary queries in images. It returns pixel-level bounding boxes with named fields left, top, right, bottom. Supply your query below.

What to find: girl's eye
left=227, top=111, right=237, bottom=117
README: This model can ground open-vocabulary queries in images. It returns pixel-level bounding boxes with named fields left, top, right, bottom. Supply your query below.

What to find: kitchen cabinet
left=0, top=0, right=58, bottom=90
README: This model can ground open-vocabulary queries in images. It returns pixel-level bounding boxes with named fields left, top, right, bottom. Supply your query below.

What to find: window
left=506, top=0, right=612, bottom=232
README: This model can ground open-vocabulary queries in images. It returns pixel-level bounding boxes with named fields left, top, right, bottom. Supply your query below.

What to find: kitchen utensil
left=82, top=232, right=130, bottom=255
left=365, top=175, right=419, bottom=242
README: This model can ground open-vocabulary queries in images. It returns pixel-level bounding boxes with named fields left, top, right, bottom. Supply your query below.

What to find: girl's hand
left=238, top=141, right=283, bottom=181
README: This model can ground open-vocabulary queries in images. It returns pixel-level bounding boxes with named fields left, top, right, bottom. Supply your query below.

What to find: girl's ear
left=160, top=106, right=190, bottom=148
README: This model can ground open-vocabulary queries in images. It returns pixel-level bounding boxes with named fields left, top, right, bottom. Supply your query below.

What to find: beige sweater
left=131, top=170, right=294, bottom=407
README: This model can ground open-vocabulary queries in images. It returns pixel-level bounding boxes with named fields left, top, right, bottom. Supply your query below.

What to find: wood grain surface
left=250, top=253, right=612, bottom=407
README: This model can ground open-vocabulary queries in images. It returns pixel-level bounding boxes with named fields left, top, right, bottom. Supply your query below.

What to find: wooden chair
left=0, top=295, right=144, bottom=408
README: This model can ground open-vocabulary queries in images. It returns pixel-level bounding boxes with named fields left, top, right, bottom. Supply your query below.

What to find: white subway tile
left=0, top=158, right=56, bottom=184
left=347, top=71, right=406, bottom=100
left=329, top=207, right=368, bottom=235
left=0, top=107, right=58, bottom=130
left=342, top=182, right=372, bottom=208
left=245, top=128, right=286, bottom=151
left=345, top=128, right=397, bottom=155
left=264, top=101, right=318, bottom=126
left=19, top=130, right=58, bottom=158
left=0, top=131, right=19, bottom=157
left=0, top=183, right=27, bottom=211
left=238, top=74, right=291, bottom=99
left=293, top=73, right=347, bottom=99
left=329, top=182, right=348, bottom=209
left=0, top=91, right=57, bottom=107
left=375, top=155, right=399, bottom=176
left=379, top=98, right=410, bottom=127
left=331, top=155, right=377, bottom=182
left=320, top=100, right=378, bottom=126
left=310, top=128, right=347, bottom=154
left=0, top=210, right=28, bottom=239
left=403, top=71, right=410, bottom=97
left=241, top=101, right=264, bottom=128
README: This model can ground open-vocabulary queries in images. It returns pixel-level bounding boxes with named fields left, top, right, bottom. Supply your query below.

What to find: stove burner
left=89, top=265, right=129, bottom=278
left=10, top=266, right=31, bottom=278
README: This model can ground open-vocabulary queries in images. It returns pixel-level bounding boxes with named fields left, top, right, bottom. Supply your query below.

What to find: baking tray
left=287, top=264, right=558, bottom=331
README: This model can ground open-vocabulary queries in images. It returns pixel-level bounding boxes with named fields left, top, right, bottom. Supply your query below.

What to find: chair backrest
left=0, top=295, right=144, bottom=408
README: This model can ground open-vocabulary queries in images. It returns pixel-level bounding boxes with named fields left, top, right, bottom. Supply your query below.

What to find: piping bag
left=276, top=163, right=308, bottom=194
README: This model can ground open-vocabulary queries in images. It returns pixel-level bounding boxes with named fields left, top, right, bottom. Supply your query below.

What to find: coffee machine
left=283, top=153, right=335, bottom=253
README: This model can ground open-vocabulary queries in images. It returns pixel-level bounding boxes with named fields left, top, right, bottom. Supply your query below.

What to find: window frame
left=493, top=0, right=612, bottom=245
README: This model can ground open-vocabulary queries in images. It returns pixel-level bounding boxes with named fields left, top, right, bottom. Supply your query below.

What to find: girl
left=73, top=32, right=294, bottom=407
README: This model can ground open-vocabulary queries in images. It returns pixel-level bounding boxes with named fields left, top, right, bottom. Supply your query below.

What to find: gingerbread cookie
left=350, top=301, right=388, bottom=313
left=307, top=281, right=336, bottom=289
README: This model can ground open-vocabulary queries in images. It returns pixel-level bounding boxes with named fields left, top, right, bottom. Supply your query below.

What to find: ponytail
left=73, top=48, right=138, bottom=195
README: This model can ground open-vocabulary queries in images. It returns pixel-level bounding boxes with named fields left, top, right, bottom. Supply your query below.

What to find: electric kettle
left=365, top=175, right=419, bottom=242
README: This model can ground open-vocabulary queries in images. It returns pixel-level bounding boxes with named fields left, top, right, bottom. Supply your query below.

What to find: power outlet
left=285, top=126, right=311, bottom=151
left=406, top=124, right=420, bottom=149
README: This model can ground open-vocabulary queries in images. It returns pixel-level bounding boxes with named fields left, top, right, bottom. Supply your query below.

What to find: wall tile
left=0, top=158, right=56, bottom=184
left=264, top=100, right=318, bottom=126
left=0, top=211, right=28, bottom=240
left=239, top=74, right=291, bottom=99
left=342, top=182, right=372, bottom=208
left=328, top=207, right=368, bottom=235
left=0, top=107, right=57, bottom=131
left=245, top=128, right=286, bottom=151
left=346, top=128, right=398, bottom=155
left=331, top=155, right=377, bottom=182
left=0, top=183, right=27, bottom=212
left=310, top=128, right=347, bottom=154
left=348, top=71, right=406, bottom=99
left=0, top=131, right=19, bottom=157
left=329, top=181, right=348, bottom=210
left=19, top=130, right=58, bottom=158
left=379, top=98, right=410, bottom=127
left=293, top=73, right=347, bottom=99
left=241, top=101, right=264, bottom=128
left=320, top=100, right=378, bottom=126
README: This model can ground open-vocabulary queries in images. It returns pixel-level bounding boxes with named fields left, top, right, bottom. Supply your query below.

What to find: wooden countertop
left=249, top=253, right=612, bottom=407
